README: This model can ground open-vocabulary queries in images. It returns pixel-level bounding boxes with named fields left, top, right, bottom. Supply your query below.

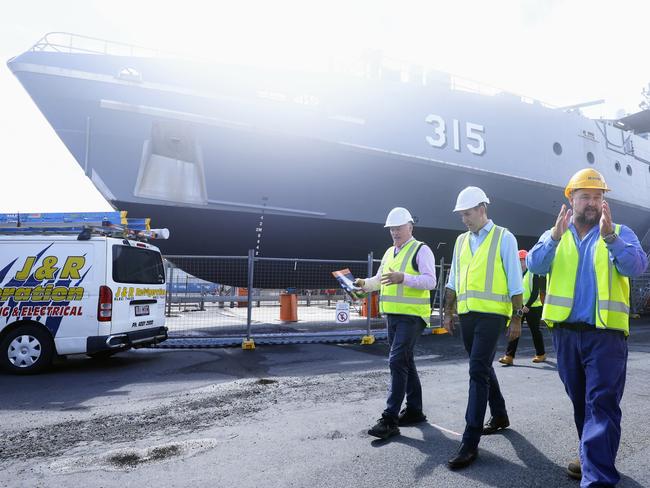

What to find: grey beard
left=575, top=211, right=600, bottom=227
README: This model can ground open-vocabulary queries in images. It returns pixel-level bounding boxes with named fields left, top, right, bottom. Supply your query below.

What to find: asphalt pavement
left=1, top=319, right=649, bottom=488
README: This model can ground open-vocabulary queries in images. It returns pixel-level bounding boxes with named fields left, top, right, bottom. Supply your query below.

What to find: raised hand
left=551, top=204, right=572, bottom=241
left=600, top=200, right=614, bottom=237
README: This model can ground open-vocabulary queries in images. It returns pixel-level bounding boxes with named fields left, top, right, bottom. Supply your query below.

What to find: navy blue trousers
left=383, top=314, right=426, bottom=420
left=552, top=326, right=628, bottom=488
left=460, top=312, right=508, bottom=448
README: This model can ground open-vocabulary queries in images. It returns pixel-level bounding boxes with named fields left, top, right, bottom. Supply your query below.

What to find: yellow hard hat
left=564, top=168, right=610, bottom=200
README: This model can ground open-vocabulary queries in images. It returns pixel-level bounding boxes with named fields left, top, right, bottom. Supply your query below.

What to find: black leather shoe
left=398, top=408, right=427, bottom=426
left=447, top=443, right=478, bottom=469
left=482, top=416, right=510, bottom=435
left=367, top=417, right=400, bottom=440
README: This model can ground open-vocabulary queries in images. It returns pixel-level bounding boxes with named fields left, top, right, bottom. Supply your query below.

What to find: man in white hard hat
left=443, top=187, right=523, bottom=469
left=354, top=207, right=437, bottom=440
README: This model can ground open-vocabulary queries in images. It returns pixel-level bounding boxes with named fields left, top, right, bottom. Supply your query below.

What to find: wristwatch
left=512, top=308, right=524, bottom=318
left=603, top=232, right=618, bottom=244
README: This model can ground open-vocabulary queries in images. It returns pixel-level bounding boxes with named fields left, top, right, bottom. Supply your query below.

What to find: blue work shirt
left=446, top=220, right=523, bottom=297
left=526, top=223, right=648, bottom=325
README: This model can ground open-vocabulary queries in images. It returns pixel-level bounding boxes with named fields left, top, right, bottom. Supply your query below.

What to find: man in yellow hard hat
left=354, top=207, right=437, bottom=440
left=527, top=168, right=647, bottom=486
left=443, top=186, right=524, bottom=469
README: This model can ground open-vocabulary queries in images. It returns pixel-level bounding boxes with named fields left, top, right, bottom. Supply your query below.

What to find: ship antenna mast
left=639, top=83, right=650, bottom=110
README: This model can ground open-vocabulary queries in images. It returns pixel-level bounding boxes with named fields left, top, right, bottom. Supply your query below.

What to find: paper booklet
left=332, top=268, right=364, bottom=300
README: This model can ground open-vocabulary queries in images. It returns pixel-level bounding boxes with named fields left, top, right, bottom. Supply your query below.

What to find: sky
left=2, top=0, right=650, bottom=213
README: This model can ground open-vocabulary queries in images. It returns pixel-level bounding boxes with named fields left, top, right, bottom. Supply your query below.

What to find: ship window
left=586, top=152, right=595, bottom=164
left=553, top=142, right=562, bottom=155
left=626, top=164, right=632, bottom=175
left=614, top=161, right=621, bottom=172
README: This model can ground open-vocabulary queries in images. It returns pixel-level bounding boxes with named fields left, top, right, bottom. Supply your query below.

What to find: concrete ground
left=1, top=319, right=649, bottom=488
left=165, top=300, right=384, bottom=337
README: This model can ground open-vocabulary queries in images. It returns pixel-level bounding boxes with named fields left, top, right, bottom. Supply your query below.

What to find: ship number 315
left=425, top=114, right=485, bottom=155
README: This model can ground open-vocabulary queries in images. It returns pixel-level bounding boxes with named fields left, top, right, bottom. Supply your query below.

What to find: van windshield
left=112, top=245, right=165, bottom=284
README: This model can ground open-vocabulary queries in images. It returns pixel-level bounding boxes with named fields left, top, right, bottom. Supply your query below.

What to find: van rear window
left=112, top=245, right=165, bottom=284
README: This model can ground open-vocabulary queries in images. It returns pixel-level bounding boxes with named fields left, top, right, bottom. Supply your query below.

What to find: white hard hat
left=453, top=186, right=490, bottom=212
left=384, top=207, right=414, bottom=227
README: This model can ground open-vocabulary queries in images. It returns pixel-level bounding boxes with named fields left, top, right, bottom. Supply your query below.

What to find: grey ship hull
left=8, top=34, right=650, bottom=285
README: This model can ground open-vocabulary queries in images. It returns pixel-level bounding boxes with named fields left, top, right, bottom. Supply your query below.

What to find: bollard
left=361, top=251, right=375, bottom=345
left=237, top=287, right=248, bottom=307
left=279, top=292, right=298, bottom=322
left=360, top=293, right=379, bottom=318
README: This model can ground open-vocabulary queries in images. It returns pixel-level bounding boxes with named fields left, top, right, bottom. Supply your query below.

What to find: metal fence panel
left=164, top=256, right=251, bottom=339
left=163, top=252, right=450, bottom=346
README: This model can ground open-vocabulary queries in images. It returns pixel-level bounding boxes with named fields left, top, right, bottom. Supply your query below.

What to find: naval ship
left=7, top=33, right=650, bottom=286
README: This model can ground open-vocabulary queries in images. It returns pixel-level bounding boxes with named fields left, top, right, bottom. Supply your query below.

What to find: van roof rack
left=0, top=211, right=169, bottom=240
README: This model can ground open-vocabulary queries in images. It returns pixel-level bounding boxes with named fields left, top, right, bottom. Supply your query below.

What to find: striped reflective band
left=381, top=295, right=431, bottom=305
left=394, top=241, right=420, bottom=298
left=484, top=226, right=504, bottom=290
left=547, top=294, right=628, bottom=314
left=455, top=233, right=467, bottom=290
left=599, top=300, right=630, bottom=313
left=545, top=295, right=573, bottom=307
left=457, top=290, right=511, bottom=303
left=456, top=225, right=502, bottom=292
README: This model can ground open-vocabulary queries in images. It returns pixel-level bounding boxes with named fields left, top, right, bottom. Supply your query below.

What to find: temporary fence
left=160, top=250, right=450, bottom=348
left=631, top=269, right=650, bottom=315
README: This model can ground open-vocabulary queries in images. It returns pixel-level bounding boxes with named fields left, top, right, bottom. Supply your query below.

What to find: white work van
left=0, top=233, right=168, bottom=373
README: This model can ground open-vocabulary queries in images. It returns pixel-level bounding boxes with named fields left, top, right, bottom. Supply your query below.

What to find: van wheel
left=0, top=325, right=54, bottom=374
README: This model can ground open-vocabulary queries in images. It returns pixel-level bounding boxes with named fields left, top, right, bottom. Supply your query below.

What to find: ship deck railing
left=27, top=32, right=555, bottom=108
left=29, top=31, right=172, bottom=59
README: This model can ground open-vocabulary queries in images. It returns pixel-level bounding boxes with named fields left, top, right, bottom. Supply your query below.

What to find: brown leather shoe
left=498, top=355, right=514, bottom=366
left=447, top=443, right=478, bottom=469
left=567, top=458, right=581, bottom=480
left=532, top=354, right=547, bottom=363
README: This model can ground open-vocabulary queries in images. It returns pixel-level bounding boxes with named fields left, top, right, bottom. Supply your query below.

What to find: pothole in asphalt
left=256, top=378, right=278, bottom=385
left=107, top=444, right=181, bottom=467
left=51, top=438, right=219, bottom=473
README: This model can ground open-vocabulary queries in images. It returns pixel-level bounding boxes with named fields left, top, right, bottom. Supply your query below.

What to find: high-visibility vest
left=454, top=225, right=512, bottom=318
left=542, top=223, right=630, bottom=335
left=523, top=271, right=542, bottom=308
left=380, top=239, right=431, bottom=325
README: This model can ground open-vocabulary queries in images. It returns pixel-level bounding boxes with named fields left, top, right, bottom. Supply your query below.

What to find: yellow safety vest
left=523, top=271, right=542, bottom=308
left=380, top=239, right=431, bottom=325
left=542, top=224, right=630, bottom=335
left=455, top=225, right=512, bottom=318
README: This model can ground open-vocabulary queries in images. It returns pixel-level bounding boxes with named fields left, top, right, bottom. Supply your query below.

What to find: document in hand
left=332, top=268, right=363, bottom=300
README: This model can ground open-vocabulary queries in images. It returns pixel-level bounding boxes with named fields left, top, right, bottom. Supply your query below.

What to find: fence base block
left=360, top=335, right=375, bottom=345
left=242, top=338, right=256, bottom=350
left=431, top=327, right=448, bottom=335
